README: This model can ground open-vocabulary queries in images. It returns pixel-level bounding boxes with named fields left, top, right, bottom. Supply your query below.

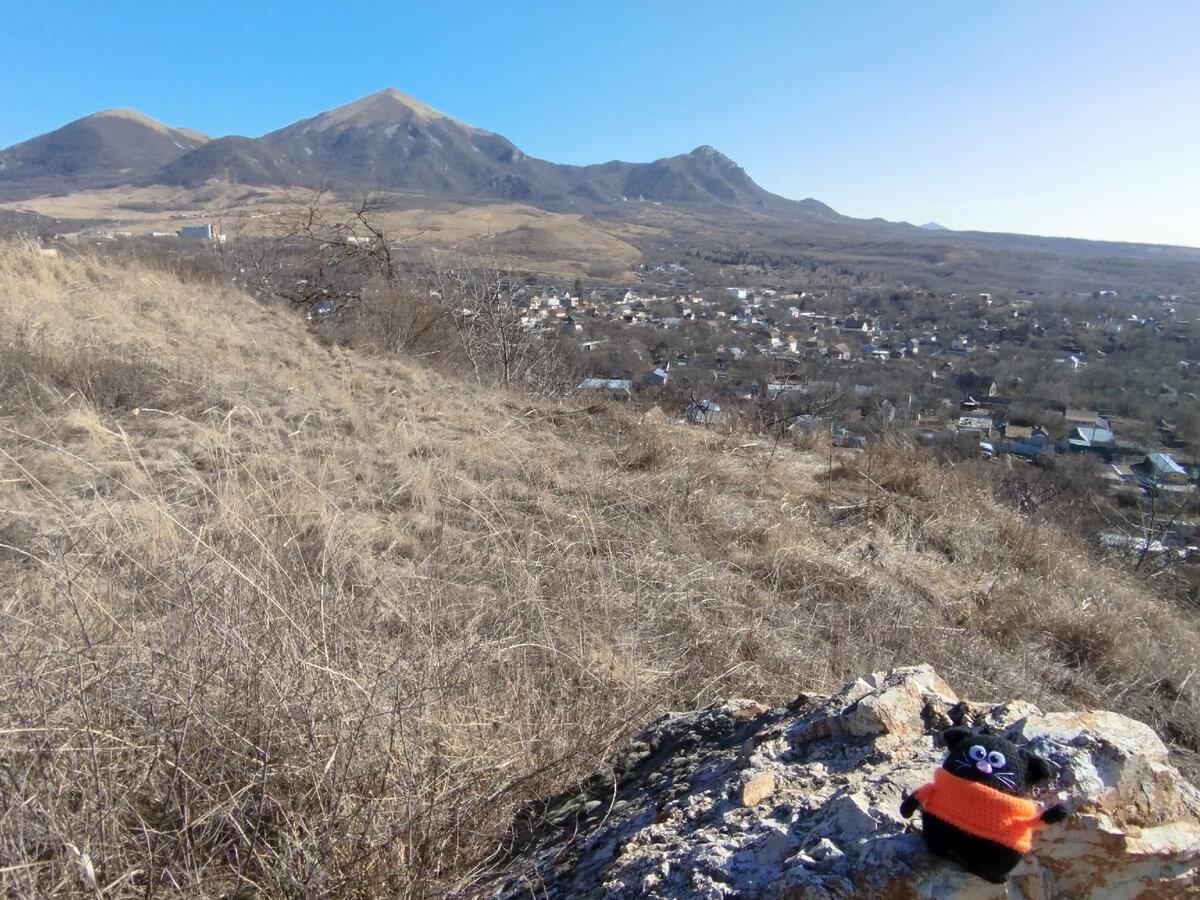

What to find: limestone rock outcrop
left=454, top=666, right=1200, bottom=899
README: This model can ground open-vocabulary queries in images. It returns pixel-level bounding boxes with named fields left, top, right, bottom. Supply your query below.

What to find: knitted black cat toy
left=900, top=727, right=1069, bottom=884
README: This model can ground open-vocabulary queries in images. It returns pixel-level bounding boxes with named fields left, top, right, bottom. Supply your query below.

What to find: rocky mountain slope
left=455, top=666, right=1200, bottom=899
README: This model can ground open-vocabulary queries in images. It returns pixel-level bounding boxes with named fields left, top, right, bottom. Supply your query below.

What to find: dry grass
left=1, top=240, right=1198, bottom=897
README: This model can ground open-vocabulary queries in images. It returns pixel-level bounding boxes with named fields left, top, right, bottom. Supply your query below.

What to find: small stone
left=817, top=792, right=879, bottom=842
left=742, top=772, right=776, bottom=807
left=732, top=701, right=770, bottom=722
left=843, top=678, right=926, bottom=738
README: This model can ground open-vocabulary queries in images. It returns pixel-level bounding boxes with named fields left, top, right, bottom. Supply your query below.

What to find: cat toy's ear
left=940, top=727, right=973, bottom=750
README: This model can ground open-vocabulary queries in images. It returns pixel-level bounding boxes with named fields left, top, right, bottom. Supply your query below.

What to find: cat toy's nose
left=976, top=761, right=993, bottom=774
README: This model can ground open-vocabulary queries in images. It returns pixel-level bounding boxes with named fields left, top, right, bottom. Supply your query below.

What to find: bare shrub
left=223, top=192, right=574, bottom=390
left=327, top=275, right=457, bottom=358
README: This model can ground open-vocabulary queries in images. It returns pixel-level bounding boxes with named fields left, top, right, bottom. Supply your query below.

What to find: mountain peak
left=84, top=108, right=172, bottom=133
left=689, top=145, right=735, bottom=166
left=291, top=87, right=482, bottom=135
left=74, top=108, right=210, bottom=144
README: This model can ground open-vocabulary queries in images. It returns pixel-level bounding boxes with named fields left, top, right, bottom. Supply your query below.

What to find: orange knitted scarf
left=912, top=767, right=1044, bottom=852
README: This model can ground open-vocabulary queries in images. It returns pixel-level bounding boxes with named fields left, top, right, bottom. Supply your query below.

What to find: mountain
left=0, top=109, right=210, bottom=197
left=560, top=145, right=843, bottom=220
left=155, top=135, right=297, bottom=189
left=252, top=87, right=567, bottom=202
left=153, top=88, right=798, bottom=213
left=3, top=89, right=1198, bottom=276
left=0, top=89, right=833, bottom=215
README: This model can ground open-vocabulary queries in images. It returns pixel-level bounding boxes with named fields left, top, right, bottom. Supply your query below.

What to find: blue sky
left=3, top=2, right=1198, bottom=247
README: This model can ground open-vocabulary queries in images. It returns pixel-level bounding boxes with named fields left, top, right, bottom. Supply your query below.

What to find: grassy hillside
left=2, top=241, right=1198, bottom=898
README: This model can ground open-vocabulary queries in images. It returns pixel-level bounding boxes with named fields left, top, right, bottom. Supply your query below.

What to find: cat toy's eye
left=968, top=745, right=987, bottom=761
left=987, top=751, right=1007, bottom=768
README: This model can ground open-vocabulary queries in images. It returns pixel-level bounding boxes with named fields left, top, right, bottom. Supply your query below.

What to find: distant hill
left=2, top=88, right=1199, bottom=291
left=251, top=88, right=567, bottom=203
left=0, top=109, right=210, bottom=197
left=0, top=88, right=837, bottom=216
left=560, top=144, right=845, bottom=221
left=157, top=88, right=827, bottom=215
left=155, top=135, right=296, bottom=189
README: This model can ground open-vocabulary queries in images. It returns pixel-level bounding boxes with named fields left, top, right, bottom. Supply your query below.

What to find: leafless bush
left=223, top=192, right=572, bottom=390
left=430, top=245, right=575, bottom=391
left=322, top=275, right=457, bottom=358
left=235, top=188, right=411, bottom=306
